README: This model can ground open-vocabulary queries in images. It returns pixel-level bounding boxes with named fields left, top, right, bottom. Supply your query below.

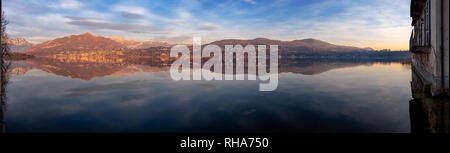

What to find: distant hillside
left=209, top=38, right=374, bottom=53
left=6, top=38, right=33, bottom=52
left=108, top=37, right=139, bottom=46
left=25, top=33, right=380, bottom=56
left=130, top=41, right=172, bottom=49
left=26, top=33, right=126, bottom=55
left=24, top=33, right=174, bottom=56
left=109, top=37, right=171, bottom=49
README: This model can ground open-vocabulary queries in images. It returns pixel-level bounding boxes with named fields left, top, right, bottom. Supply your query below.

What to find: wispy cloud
left=66, top=17, right=166, bottom=34
left=196, top=24, right=221, bottom=31
left=244, top=0, right=257, bottom=5
left=283, top=0, right=411, bottom=49
left=153, top=35, right=193, bottom=44
left=49, top=0, right=83, bottom=9
left=112, top=5, right=189, bottom=26
left=113, top=5, right=150, bottom=17
left=121, top=12, right=146, bottom=20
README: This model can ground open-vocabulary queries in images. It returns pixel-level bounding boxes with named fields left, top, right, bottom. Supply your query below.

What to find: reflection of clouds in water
left=5, top=62, right=413, bottom=132
left=64, top=91, right=106, bottom=97
left=195, top=83, right=219, bottom=89
left=10, top=69, right=60, bottom=81
left=274, top=64, right=412, bottom=132
left=120, top=93, right=148, bottom=103
left=65, top=80, right=160, bottom=96
left=242, top=109, right=256, bottom=115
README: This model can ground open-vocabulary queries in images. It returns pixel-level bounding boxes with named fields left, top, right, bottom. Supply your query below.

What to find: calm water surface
left=4, top=58, right=412, bottom=133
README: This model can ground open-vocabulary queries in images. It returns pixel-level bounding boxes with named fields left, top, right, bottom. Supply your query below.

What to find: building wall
left=412, top=0, right=449, bottom=96
left=431, top=0, right=438, bottom=77
left=434, top=0, right=449, bottom=94
left=443, top=0, right=449, bottom=93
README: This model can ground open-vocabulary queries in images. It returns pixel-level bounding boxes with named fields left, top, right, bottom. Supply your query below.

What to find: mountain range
left=208, top=38, right=374, bottom=53
left=26, top=33, right=125, bottom=55
left=109, top=37, right=171, bottom=49
left=19, top=33, right=374, bottom=56
left=6, top=38, right=33, bottom=52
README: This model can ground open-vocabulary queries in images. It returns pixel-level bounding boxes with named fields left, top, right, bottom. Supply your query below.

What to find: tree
left=1, top=11, right=10, bottom=133
left=1, top=11, right=9, bottom=57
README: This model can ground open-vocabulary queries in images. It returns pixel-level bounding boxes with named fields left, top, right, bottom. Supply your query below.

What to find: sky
left=3, top=0, right=411, bottom=50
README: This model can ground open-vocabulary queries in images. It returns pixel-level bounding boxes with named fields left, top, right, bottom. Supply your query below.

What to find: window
left=418, top=19, right=423, bottom=46
left=424, top=0, right=431, bottom=46
left=415, top=0, right=431, bottom=47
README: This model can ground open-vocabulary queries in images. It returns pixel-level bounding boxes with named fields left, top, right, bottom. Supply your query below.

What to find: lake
left=2, top=57, right=414, bottom=133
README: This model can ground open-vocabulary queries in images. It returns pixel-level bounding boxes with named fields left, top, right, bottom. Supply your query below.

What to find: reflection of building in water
left=52, top=50, right=125, bottom=64
left=409, top=0, right=449, bottom=96
left=410, top=82, right=449, bottom=133
left=8, top=61, right=32, bottom=75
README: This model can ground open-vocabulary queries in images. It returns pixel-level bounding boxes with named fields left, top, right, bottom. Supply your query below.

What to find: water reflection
left=1, top=56, right=10, bottom=133
left=410, top=71, right=449, bottom=133
left=3, top=57, right=417, bottom=133
left=2, top=55, right=448, bottom=133
left=9, top=57, right=401, bottom=80
left=11, top=57, right=171, bottom=80
left=1, top=69, right=5, bottom=133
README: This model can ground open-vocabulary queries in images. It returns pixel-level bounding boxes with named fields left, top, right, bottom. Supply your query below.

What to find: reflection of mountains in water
left=9, top=57, right=403, bottom=80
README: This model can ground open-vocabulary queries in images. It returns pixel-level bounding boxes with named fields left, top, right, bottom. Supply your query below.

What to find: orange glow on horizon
left=342, top=43, right=409, bottom=51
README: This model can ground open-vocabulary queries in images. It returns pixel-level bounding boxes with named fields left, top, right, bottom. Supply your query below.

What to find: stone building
left=410, top=0, right=449, bottom=96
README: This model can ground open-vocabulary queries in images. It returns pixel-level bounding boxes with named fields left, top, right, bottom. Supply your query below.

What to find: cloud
left=3, top=1, right=50, bottom=14
left=196, top=24, right=221, bottom=31
left=177, top=9, right=193, bottom=19
left=79, top=10, right=113, bottom=21
left=252, top=0, right=411, bottom=50
left=23, top=3, right=50, bottom=13
left=4, top=12, right=82, bottom=43
left=113, top=5, right=149, bottom=16
left=244, top=0, right=257, bottom=5
left=67, top=20, right=166, bottom=34
left=121, top=12, right=146, bottom=20
left=64, top=16, right=99, bottom=21
left=153, top=35, right=193, bottom=44
left=64, top=14, right=166, bottom=34
left=113, top=5, right=192, bottom=26
left=50, top=0, right=83, bottom=9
